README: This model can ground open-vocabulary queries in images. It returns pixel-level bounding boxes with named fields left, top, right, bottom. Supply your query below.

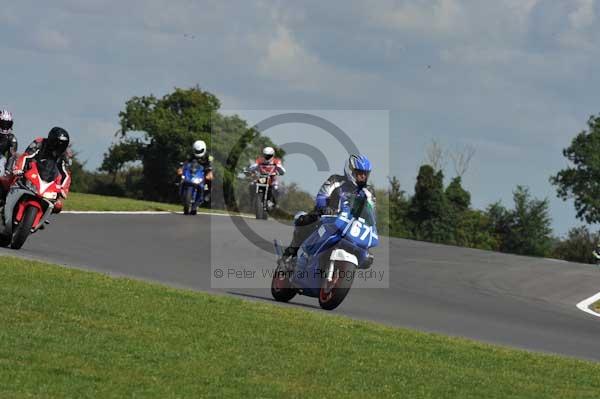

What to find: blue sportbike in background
left=179, top=160, right=207, bottom=215
left=272, top=191, right=378, bottom=310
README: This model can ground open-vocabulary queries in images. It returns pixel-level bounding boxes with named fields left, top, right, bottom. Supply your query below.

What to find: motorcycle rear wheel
left=271, top=263, right=296, bottom=302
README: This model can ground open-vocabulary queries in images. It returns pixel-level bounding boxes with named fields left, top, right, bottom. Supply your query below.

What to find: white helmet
left=263, top=146, right=275, bottom=161
left=193, top=140, right=207, bottom=158
left=0, top=109, right=13, bottom=134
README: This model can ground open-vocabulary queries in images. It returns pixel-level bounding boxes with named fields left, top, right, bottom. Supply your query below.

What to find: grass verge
left=1, top=256, right=599, bottom=398
left=63, top=192, right=180, bottom=212
left=63, top=192, right=239, bottom=216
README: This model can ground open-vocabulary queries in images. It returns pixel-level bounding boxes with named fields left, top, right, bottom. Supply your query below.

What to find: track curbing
left=576, top=292, right=600, bottom=318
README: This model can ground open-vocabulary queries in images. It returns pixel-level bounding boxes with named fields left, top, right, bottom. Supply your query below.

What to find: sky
left=1, top=0, right=599, bottom=235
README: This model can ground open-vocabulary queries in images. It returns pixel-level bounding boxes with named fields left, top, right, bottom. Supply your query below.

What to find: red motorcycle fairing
left=15, top=199, right=44, bottom=225
left=1, top=161, right=61, bottom=237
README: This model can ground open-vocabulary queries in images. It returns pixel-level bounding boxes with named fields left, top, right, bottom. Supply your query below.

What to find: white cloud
left=440, top=46, right=519, bottom=66
left=370, top=0, right=466, bottom=36
left=558, top=0, right=597, bottom=50
left=569, top=0, right=595, bottom=28
left=258, top=24, right=376, bottom=94
left=31, top=29, right=71, bottom=52
left=503, top=0, right=540, bottom=22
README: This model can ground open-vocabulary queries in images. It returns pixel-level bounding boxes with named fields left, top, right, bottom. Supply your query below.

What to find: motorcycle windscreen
left=183, top=161, right=205, bottom=180
left=341, top=193, right=379, bottom=249
left=36, top=159, right=60, bottom=182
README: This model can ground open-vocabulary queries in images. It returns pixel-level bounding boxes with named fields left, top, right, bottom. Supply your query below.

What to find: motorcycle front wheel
left=318, top=261, right=356, bottom=310
left=255, top=194, right=267, bottom=220
left=183, top=187, right=193, bottom=215
left=11, top=206, right=38, bottom=250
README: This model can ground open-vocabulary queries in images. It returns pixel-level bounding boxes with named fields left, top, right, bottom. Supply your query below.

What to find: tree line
left=70, top=86, right=600, bottom=264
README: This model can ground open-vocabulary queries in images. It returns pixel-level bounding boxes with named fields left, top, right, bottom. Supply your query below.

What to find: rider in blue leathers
left=282, top=154, right=375, bottom=261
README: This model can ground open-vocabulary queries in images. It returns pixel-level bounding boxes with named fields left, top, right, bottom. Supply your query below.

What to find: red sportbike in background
left=0, top=161, right=68, bottom=249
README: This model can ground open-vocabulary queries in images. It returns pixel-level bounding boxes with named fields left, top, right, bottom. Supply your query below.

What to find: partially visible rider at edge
left=11, top=127, right=72, bottom=214
left=246, top=146, right=286, bottom=207
left=281, top=153, right=375, bottom=262
left=593, top=244, right=600, bottom=264
left=177, top=140, right=214, bottom=198
left=0, top=109, right=18, bottom=177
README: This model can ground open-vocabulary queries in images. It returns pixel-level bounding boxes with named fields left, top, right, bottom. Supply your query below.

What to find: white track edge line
left=576, top=291, right=600, bottom=318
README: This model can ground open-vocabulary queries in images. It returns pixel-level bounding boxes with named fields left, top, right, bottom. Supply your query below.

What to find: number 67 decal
left=349, top=220, right=371, bottom=240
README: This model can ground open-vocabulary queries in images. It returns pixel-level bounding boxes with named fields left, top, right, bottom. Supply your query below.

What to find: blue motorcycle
left=272, top=191, right=378, bottom=310
left=179, top=160, right=207, bottom=215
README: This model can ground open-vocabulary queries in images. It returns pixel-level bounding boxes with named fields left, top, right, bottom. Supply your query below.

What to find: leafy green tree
left=117, top=86, right=219, bottom=202
left=408, top=165, right=451, bottom=242
left=488, top=186, right=553, bottom=257
left=551, top=114, right=600, bottom=223
left=441, top=177, right=498, bottom=250
left=551, top=226, right=600, bottom=264
left=114, top=86, right=279, bottom=204
left=486, top=201, right=511, bottom=251
left=373, top=187, right=391, bottom=236
left=445, top=176, right=470, bottom=213
left=508, top=186, right=552, bottom=256
left=100, top=140, right=143, bottom=183
left=275, top=182, right=315, bottom=220
left=388, top=176, right=411, bottom=238
left=69, top=151, right=93, bottom=193
left=452, top=210, right=498, bottom=251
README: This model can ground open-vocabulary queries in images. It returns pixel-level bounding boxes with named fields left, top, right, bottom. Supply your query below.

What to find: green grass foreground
left=1, top=256, right=599, bottom=398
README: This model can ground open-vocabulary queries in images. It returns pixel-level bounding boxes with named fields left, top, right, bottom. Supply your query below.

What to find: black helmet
left=46, top=127, right=70, bottom=155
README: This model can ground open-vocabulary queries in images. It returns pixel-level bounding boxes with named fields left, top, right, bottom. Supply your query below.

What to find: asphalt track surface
left=3, top=213, right=600, bottom=362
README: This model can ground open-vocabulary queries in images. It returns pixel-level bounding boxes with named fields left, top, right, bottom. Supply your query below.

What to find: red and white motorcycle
left=251, top=164, right=280, bottom=220
left=0, top=161, right=66, bottom=249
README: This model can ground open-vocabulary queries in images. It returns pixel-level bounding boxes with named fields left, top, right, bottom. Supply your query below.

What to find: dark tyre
left=183, top=187, right=193, bottom=215
left=11, top=207, right=38, bottom=250
left=318, top=261, right=356, bottom=310
left=256, top=195, right=266, bottom=220
left=0, top=233, right=10, bottom=247
left=271, top=264, right=296, bottom=302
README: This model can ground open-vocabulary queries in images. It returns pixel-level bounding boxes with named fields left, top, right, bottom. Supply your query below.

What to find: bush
left=552, top=226, right=600, bottom=264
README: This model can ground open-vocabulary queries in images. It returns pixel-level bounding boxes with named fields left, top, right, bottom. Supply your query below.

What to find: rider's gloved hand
left=320, top=206, right=337, bottom=216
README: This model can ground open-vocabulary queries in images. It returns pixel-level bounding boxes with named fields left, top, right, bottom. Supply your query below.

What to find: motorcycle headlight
left=192, top=177, right=202, bottom=185
left=258, top=177, right=267, bottom=184
left=43, top=192, right=58, bottom=200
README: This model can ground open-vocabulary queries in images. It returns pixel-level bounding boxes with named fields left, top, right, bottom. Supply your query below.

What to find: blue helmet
left=344, top=154, right=372, bottom=188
